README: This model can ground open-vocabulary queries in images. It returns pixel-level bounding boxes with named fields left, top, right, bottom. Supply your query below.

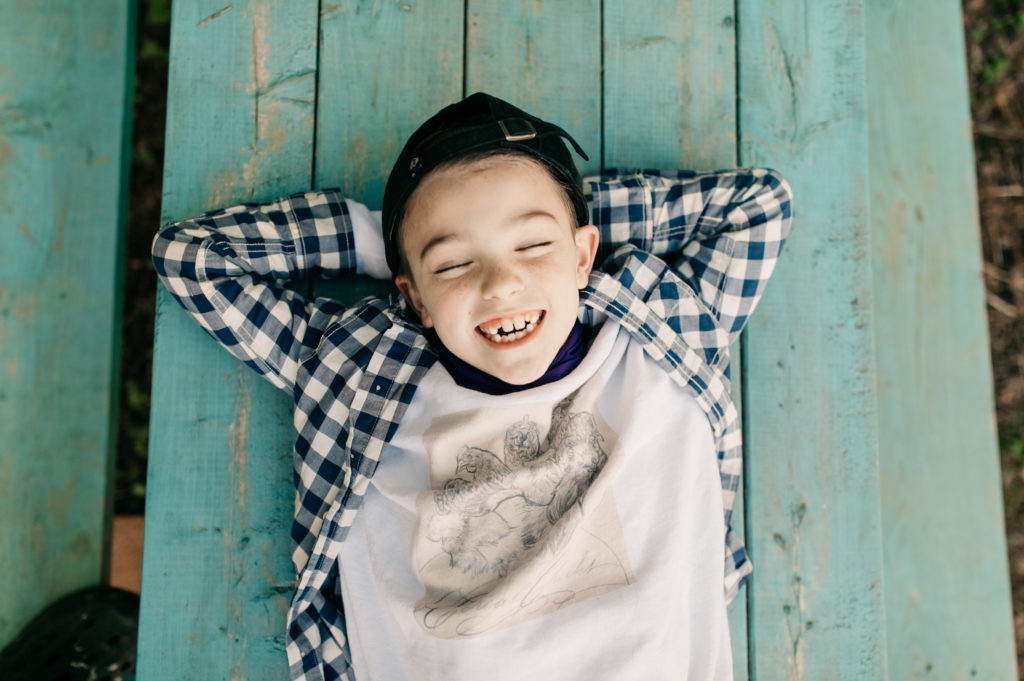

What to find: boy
left=153, top=92, right=792, bottom=680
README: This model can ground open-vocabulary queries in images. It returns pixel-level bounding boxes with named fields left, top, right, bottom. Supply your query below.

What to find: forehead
left=399, top=155, right=572, bottom=253
left=410, top=154, right=562, bottom=209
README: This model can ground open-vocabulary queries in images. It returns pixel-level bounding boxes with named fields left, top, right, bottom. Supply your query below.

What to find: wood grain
left=0, top=0, right=134, bottom=648
left=136, top=2, right=317, bottom=679
left=866, top=0, right=1016, bottom=678
left=466, top=0, right=601, bottom=176
left=136, top=0, right=1017, bottom=678
left=738, top=0, right=889, bottom=677
left=315, top=0, right=464, bottom=206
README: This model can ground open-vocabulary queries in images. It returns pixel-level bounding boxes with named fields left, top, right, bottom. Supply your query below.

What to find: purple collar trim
left=429, top=322, right=586, bottom=395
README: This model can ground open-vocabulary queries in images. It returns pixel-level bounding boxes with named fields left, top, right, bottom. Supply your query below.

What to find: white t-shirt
left=337, top=320, right=732, bottom=680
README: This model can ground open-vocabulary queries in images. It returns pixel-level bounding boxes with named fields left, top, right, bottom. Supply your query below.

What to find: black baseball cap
left=381, top=92, right=590, bottom=273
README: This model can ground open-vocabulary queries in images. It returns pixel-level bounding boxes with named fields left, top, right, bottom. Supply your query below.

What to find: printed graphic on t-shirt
left=414, top=379, right=635, bottom=638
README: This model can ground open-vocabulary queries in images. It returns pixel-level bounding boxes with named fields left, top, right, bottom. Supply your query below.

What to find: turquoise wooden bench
left=0, top=0, right=135, bottom=651
left=134, top=0, right=1017, bottom=679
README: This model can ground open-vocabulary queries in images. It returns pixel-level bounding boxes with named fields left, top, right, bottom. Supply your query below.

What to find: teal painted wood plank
left=313, top=0, right=463, bottom=302
left=602, top=2, right=748, bottom=677
left=737, top=1, right=889, bottom=678
left=314, top=0, right=464, bottom=207
left=603, top=1, right=737, bottom=170
left=466, top=0, right=601, bottom=176
left=865, top=0, right=1016, bottom=678
left=0, top=0, right=134, bottom=647
left=136, top=2, right=317, bottom=679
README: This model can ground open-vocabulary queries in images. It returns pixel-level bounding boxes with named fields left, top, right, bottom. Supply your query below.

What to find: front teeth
left=478, top=312, right=542, bottom=343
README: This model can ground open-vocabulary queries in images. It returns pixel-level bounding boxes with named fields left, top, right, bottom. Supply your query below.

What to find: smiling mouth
left=476, top=311, right=545, bottom=344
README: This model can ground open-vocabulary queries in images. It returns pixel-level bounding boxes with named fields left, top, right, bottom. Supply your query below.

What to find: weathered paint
left=314, top=0, right=463, bottom=206
left=738, top=0, right=889, bottom=678
left=0, top=0, right=134, bottom=648
left=604, top=0, right=738, bottom=171
left=865, top=0, right=1016, bottom=678
left=465, top=1, right=601, bottom=176
left=137, top=1, right=1014, bottom=679
left=135, top=1, right=317, bottom=680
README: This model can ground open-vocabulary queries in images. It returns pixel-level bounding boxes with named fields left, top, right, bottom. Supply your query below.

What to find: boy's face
left=395, top=156, right=599, bottom=386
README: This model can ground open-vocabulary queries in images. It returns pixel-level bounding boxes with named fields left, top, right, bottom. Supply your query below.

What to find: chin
left=492, top=363, right=549, bottom=386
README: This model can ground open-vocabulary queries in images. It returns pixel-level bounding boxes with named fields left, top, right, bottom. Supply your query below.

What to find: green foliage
left=147, top=0, right=172, bottom=26
left=970, top=0, right=1024, bottom=90
left=124, top=378, right=150, bottom=459
left=983, top=51, right=1011, bottom=85
left=1006, top=425, right=1024, bottom=466
left=139, top=38, right=168, bottom=64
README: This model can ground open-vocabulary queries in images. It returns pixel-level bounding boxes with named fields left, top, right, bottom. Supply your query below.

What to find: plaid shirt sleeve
left=151, top=189, right=359, bottom=393
left=586, top=168, right=793, bottom=346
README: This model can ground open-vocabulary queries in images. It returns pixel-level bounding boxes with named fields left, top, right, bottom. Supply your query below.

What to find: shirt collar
left=426, top=322, right=586, bottom=395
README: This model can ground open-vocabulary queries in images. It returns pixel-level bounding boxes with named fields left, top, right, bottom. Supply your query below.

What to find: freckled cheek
left=526, top=259, right=580, bottom=293
left=424, top=279, right=477, bottom=323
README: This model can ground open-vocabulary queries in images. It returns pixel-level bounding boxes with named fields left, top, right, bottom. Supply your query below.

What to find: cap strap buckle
left=498, top=118, right=537, bottom=142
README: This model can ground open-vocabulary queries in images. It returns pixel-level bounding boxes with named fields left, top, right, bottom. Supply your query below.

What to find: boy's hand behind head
left=395, top=154, right=598, bottom=386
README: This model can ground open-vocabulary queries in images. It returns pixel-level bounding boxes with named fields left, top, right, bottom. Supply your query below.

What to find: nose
left=480, top=259, right=524, bottom=300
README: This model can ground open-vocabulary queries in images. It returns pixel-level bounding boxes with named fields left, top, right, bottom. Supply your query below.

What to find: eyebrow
left=418, top=210, right=562, bottom=261
left=512, top=209, right=561, bottom=225
left=419, top=233, right=458, bottom=261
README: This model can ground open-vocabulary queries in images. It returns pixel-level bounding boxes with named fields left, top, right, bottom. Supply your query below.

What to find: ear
left=395, top=274, right=433, bottom=328
left=574, top=224, right=600, bottom=289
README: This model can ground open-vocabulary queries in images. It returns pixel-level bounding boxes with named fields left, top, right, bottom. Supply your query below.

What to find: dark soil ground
left=117, top=0, right=1024, bottom=672
left=116, top=0, right=167, bottom=515
left=966, top=0, right=1024, bottom=672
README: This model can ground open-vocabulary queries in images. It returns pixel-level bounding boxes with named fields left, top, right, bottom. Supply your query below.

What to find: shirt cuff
left=345, top=199, right=391, bottom=279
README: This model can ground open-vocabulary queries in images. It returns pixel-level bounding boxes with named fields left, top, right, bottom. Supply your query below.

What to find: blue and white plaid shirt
left=153, top=167, right=793, bottom=681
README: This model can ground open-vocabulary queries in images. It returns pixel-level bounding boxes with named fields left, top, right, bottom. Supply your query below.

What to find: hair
left=393, top=148, right=583, bottom=278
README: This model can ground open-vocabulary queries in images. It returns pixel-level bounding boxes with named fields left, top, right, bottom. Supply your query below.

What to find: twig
left=975, top=123, right=1024, bottom=141
left=988, top=291, right=1018, bottom=318
left=985, top=262, right=1013, bottom=285
left=980, top=185, right=1024, bottom=200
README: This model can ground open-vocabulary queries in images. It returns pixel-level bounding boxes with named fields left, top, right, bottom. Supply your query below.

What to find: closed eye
left=434, top=261, right=470, bottom=275
left=517, top=241, right=552, bottom=251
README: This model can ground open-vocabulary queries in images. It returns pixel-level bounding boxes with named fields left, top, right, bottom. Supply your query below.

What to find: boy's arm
left=586, top=168, right=793, bottom=344
left=152, top=189, right=388, bottom=393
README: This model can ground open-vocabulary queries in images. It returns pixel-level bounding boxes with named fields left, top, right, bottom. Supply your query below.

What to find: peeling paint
left=51, top=205, right=66, bottom=251
left=627, top=35, right=671, bottom=49
left=228, top=366, right=249, bottom=516
left=228, top=391, right=249, bottom=517
left=198, top=5, right=233, bottom=27
left=778, top=497, right=810, bottom=679
left=251, top=6, right=271, bottom=91
left=33, top=520, right=45, bottom=555
left=13, top=293, right=36, bottom=321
